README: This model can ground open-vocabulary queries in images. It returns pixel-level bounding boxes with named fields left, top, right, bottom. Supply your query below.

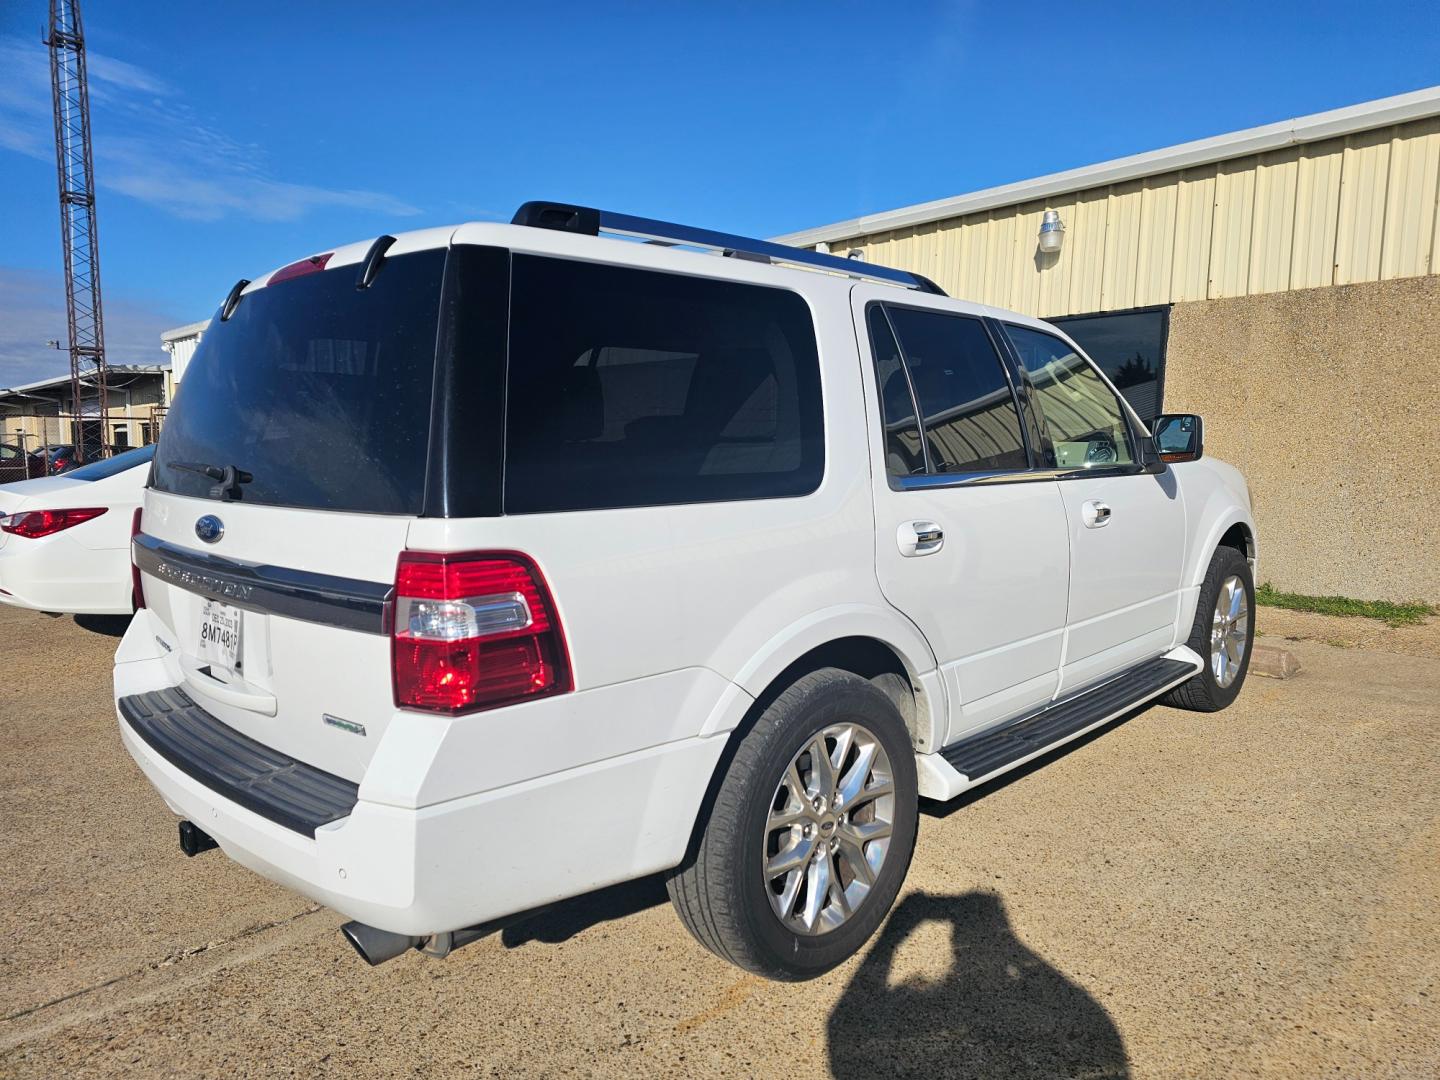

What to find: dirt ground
left=1, top=604, right=1436, bottom=1079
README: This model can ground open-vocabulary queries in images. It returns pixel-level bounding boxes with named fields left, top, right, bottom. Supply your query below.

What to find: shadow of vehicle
left=72, top=613, right=131, bottom=638
left=499, top=873, right=670, bottom=948
left=828, top=892, right=1128, bottom=1080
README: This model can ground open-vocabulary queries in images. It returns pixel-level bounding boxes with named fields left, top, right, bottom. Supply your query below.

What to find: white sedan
left=0, top=445, right=154, bottom=616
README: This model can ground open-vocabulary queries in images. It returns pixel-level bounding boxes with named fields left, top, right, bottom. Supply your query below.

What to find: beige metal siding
left=824, top=115, right=1440, bottom=317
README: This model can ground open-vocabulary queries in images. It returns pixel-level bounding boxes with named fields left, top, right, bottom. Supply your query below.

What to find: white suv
left=115, top=203, right=1256, bottom=980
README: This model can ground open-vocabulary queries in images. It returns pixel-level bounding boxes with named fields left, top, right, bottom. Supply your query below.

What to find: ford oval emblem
left=195, top=515, right=224, bottom=544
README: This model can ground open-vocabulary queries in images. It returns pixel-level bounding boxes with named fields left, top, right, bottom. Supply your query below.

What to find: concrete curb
left=1251, top=644, right=1302, bottom=679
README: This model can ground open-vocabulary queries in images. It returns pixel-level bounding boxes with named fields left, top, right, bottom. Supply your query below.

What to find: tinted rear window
left=503, top=256, right=823, bottom=513
left=152, top=250, right=444, bottom=514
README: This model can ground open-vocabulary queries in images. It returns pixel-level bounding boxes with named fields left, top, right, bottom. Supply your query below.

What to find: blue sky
left=1, top=1, right=1437, bottom=384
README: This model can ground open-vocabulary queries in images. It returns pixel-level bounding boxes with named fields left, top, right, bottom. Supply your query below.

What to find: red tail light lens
left=392, top=551, right=572, bottom=714
left=268, top=252, right=334, bottom=285
left=1, top=507, right=107, bottom=539
left=131, top=508, right=146, bottom=610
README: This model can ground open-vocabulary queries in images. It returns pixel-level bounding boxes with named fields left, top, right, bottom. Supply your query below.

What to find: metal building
left=777, top=86, right=1440, bottom=603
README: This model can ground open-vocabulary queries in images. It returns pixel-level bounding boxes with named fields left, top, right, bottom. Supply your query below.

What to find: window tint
left=0, top=445, right=18, bottom=460
left=866, top=307, right=925, bottom=476
left=153, top=250, right=446, bottom=514
left=1050, top=308, right=1167, bottom=426
left=69, top=443, right=156, bottom=482
left=505, top=257, right=823, bottom=513
left=1005, top=324, right=1135, bottom=468
left=883, top=307, right=1028, bottom=475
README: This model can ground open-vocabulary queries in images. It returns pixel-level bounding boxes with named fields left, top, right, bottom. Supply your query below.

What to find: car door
left=854, top=288, right=1071, bottom=746
left=1000, top=322, right=1185, bottom=692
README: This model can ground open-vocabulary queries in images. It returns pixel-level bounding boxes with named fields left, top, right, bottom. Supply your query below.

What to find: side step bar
left=916, top=648, right=1203, bottom=801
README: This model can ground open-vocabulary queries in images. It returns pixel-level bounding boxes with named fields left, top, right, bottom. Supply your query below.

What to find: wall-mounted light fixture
left=1038, top=209, right=1065, bottom=254
left=847, top=249, right=866, bottom=262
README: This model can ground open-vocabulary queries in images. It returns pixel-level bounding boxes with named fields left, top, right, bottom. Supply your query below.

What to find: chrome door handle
left=1082, top=501, right=1112, bottom=528
left=898, top=520, right=944, bottom=557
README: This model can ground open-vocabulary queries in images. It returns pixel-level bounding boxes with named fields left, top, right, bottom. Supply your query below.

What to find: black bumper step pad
left=120, top=687, right=359, bottom=837
left=940, top=656, right=1196, bottom=782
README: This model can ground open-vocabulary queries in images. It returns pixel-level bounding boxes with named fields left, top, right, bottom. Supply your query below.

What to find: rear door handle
left=898, top=520, right=944, bottom=557
left=1082, top=501, right=1112, bottom=528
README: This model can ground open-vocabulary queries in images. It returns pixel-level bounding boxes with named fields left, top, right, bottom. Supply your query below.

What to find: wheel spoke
left=842, top=817, right=892, bottom=845
left=828, top=853, right=851, bottom=917
left=808, top=735, right=837, bottom=803
left=767, top=805, right=808, bottom=831
left=1228, top=580, right=1244, bottom=620
left=837, top=740, right=877, bottom=807
left=767, top=834, right=814, bottom=880
left=801, top=850, right=831, bottom=930
left=835, top=833, right=875, bottom=886
left=775, top=867, right=803, bottom=919
left=828, top=726, right=855, bottom=800
left=845, top=779, right=893, bottom=811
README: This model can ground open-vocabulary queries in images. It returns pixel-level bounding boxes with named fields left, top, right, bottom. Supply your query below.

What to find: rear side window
left=153, top=250, right=445, bottom=514
left=866, top=308, right=926, bottom=476
left=875, top=306, right=1028, bottom=476
left=504, top=256, right=823, bottom=513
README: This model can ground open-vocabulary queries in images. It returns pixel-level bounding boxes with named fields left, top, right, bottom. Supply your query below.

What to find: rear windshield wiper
left=167, top=460, right=253, bottom=502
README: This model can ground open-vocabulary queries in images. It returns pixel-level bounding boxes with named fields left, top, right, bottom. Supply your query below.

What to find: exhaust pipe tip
left=340, top=921, right=424, bottom=966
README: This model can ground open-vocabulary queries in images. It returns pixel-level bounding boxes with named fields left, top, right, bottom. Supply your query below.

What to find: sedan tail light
left=392, top=551, right=572, bottom=714
left=1, top=507, right=107, bottom=538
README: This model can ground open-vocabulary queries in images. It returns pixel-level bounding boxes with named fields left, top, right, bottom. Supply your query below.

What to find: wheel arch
left=1189, top=509, right=1258, bottom=589
left=704, top=605, right=942, bottom=747
left=680, top=623, right=934, bottom=882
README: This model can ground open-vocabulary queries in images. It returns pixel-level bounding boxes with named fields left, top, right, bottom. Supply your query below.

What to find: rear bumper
left=0, top=536, right=132, bottom=615
left=115, top=646, right=731, bottom=938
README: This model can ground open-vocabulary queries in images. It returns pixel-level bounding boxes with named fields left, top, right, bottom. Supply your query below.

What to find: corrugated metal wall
left=827, top=116, right=1440, bottom=317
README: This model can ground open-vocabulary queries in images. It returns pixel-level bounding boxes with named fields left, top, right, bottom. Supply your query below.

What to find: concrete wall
left=1163, top=274, right=1440, bottom=603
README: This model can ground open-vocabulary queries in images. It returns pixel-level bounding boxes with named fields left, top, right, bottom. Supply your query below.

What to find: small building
left=161, top=319, right=210, bottom=384
left=0, top=364, right=174, bottom=454
left=776, top=86, right=1440, bottom=603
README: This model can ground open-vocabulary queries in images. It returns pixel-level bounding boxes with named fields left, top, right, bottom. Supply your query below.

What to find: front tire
left=667, top=668, right=919, bottom=980
left=1163, top=544, right=1254, bottom=712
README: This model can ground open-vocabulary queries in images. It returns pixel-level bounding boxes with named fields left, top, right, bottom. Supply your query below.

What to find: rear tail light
left=392, top=551, right=572, bottom=714
left=268, top=252, right=334, bottom=285
left=131, top=508, right=145, bottom=610
left=1, top=507, right=107, bottom=539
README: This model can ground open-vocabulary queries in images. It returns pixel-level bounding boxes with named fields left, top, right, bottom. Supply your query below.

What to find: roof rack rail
left=510, top=201, right=946, bottom=295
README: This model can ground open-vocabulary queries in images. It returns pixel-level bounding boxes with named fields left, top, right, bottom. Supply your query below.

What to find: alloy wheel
left=762, top=722, right=895, bottom=935
left=1211, top=574, right=1249, bottom=688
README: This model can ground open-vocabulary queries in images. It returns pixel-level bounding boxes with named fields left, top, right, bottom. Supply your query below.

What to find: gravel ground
left=1, top=604, right=1436, bottom=1079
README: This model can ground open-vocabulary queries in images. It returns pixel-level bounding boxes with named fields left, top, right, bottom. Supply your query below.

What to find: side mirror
left=1153, top=413, right=1204, bottom=463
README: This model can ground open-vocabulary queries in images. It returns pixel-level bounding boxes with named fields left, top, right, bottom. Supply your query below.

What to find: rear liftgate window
left=503, top=256, right=824, bottom=513
left=152, top=249, right=446, bottom=515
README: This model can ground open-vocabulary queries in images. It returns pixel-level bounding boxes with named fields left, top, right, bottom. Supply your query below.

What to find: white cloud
left=0, top=267, right=182, bottom=386
left=0, top=35, right=420, bottom=222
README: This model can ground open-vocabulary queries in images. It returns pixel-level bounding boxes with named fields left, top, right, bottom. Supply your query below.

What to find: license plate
left=197, top=600, right=242, bottom=672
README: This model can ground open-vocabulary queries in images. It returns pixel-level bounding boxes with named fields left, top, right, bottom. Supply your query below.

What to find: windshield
left=68, top=444, right=156, bottom=482
left=152, top=249, right=445, bottom=514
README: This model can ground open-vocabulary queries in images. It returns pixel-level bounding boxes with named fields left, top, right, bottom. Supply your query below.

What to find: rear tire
left=1163, top=544, right=1254, bottom=712
left=667, top=668, right=918, bottom=980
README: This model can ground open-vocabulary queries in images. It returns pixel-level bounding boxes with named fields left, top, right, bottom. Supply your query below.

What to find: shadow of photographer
left=828, top=891, right=1129, bottom=1080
